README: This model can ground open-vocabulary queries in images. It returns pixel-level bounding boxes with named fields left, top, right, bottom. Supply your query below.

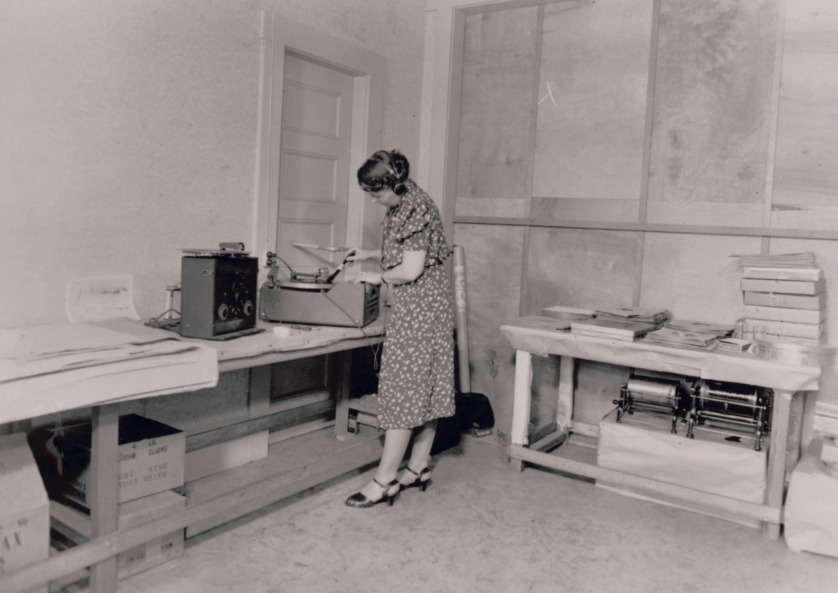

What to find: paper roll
left=626, top=378, right=677, bottom=405
left=452, top=245, right=470, bottom=393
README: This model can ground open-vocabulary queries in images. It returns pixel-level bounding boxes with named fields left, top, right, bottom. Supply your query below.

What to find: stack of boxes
left=738, top=253, right=826, bottom=343
left=784, top=400, right=838, bottom=557
left=30, top=414, right=186, bottom=584
left=0, top=433, right=50, bottom=593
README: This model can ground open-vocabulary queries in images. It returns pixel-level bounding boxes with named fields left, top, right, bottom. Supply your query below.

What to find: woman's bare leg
left=357, top=428, right=411, bottom=499
left=399, top=419, right=438, bottom=484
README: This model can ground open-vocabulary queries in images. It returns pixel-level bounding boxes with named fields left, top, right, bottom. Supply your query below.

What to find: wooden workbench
left=0, top=318, right=384, bottom=593
left=500, top=316, right=821, bottom=540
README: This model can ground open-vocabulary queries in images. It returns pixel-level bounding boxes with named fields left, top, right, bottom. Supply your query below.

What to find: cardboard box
left=31, top=414, right=185, bottom=506
left=743, top=290, right=825, bottom=310
left=74, top=414, right=184, bottom=506
left=597, top=410, right=767, bottom=504
left=0, top=432, right=50, bottom=593
left=785, top=440, right=838, bottom=558
left=51, top=490, right=185, bottom=580
left=740, top=277, right=825, bottom=295
left=743, top=318, right=824, bottom=340
left=118, top=529, right=184, bottom=579
left=743, top=304, right=824, bottom=325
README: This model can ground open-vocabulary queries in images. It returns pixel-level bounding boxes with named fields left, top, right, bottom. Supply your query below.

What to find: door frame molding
left=253, top=12, right=386, bottom=275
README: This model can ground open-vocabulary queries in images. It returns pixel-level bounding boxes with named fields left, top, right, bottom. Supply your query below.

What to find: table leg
left=88, top=403, right=120, bottom=593
left=763, top=388, right=793, bottom=539
left=333, top=351, right=354, bottom=441
left=557, top=356, right=575, bottom=432
left=509, top=350, right=533, bottom=471
left=248, top=365, right=272, bottom=419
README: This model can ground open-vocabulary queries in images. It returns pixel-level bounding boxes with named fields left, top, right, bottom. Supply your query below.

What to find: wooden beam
left=454, top=215, right=838, bottom=241
left=509, top=445, right=781, bottom=525
left=185, top=399, right=334, bottom=452
left=87, top=404, right=119, bottom=593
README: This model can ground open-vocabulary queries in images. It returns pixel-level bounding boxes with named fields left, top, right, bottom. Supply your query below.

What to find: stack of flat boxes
left=740, top=266, right=826, bottom=343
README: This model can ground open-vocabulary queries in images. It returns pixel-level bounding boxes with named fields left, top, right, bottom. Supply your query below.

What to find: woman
left=345, top=149, right=456, bottom=508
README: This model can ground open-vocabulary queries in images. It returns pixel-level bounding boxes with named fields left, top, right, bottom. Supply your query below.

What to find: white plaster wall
left=0, top=0, right=426, bottom=328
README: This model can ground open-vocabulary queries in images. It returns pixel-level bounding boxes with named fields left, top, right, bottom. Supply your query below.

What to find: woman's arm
left=345, top=247, right=381, bottom=263
left=355, top=250, right=426, bottom=285
left=381, top=250, right=425, bottom=285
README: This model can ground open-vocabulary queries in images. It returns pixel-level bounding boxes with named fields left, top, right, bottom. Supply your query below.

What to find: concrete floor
left=116, top=434, right=838, bottom=593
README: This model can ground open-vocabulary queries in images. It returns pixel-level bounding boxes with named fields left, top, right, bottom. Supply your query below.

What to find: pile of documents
left=735, top=252, right=826, bottom=342
left=595, top=307, right=672, bottom=328
left=735, top=252, right=817, bottom=268
left=643, top=319, right=733, bottom=350
left=0, top=318, right=218, bottom=425
left=570, top=318, right=656, bottom=341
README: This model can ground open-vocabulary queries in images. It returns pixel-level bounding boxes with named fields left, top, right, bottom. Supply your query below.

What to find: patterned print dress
left=377, top=180, right=455, bottom=430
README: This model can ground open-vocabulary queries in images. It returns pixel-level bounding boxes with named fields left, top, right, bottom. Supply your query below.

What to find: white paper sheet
left=66, top=276, right=140, bottom=323
left=0, top=320, right=218, bottom=424
left=597, top=410, right=767, bottom=504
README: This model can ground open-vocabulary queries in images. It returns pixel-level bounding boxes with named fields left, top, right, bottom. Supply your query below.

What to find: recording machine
left=179, top=243, right=259, bottom=339
left=614, top=372, right=772, bottom=450
left=258, top=251, right=380, bottom=328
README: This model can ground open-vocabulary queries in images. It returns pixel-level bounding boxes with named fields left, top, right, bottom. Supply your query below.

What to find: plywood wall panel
left=530, top=197, right=640, bottom=224
left=639, top=233, right=761, bottom=325
left=455, top=7, right=539, bottom=199
left=772, top=0, right=838, bottom=225
left=452, top=223, right=526, bottom=436
left=647, top=0, right=777, bottom=225
left=771, top=204, right=838, bottom=233
left=455, top=197, right=529, bottom=219
left=532, top=0, right=653, bottom=200
left=525, top=227, right=640, bottom=314
left=648, top=202, right=765, bottom=228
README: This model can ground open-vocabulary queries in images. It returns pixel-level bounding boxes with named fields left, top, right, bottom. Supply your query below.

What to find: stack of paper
left=643, top=327, right=720, bottom=349
left=643, top=319, right=733, bottom=350
left=595, top=307, right=671, bottom=328
left=540, top=304, right=596, bottom=321
left=0, top=318, right=218, bottom=425
left=570, top=318, right=656, bottom=341
left=664, top=319, right=733, bottom=336
left=735, top=252, right=817, bottom=268
left=715, top=338, right=753, bottom=352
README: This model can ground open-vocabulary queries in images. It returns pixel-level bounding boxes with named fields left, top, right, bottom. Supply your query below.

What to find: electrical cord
left=322, top=286, right=385, bottom=370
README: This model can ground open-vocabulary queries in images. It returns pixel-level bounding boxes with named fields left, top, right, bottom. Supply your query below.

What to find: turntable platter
left=277, top=279, right=335, bottom=291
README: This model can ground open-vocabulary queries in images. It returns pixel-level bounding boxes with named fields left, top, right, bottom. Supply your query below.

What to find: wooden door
left=276, top=53, right=354, bottom=274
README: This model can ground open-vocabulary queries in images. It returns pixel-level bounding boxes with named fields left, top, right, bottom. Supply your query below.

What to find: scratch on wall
left=483, top=349, right=499, bottom=379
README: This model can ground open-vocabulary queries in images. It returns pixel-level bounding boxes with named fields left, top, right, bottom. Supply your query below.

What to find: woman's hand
left=345, top=247, right=377, bottom=263
left=355, top=271, right=382, bottom=285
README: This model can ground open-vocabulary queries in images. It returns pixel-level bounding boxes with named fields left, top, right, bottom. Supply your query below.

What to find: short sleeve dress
left=377, top=179, right=456, bottom=430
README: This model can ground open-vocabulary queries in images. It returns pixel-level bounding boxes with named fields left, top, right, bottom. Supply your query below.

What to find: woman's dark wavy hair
left=358, top=149, right=410, bottom=194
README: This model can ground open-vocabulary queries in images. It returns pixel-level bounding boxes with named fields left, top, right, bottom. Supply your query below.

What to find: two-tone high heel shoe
left=399, top=466, right=431, bottom=492
left=345, top=477, right=400, bottom=508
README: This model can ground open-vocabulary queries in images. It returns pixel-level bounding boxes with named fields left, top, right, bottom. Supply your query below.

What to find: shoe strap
left=404, top=466, right=429, bottom=478
left=373, top=477, right=398, bottom=490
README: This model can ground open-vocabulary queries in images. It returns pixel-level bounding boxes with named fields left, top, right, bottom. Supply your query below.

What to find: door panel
left=277, top=53, right=354, bottom=274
